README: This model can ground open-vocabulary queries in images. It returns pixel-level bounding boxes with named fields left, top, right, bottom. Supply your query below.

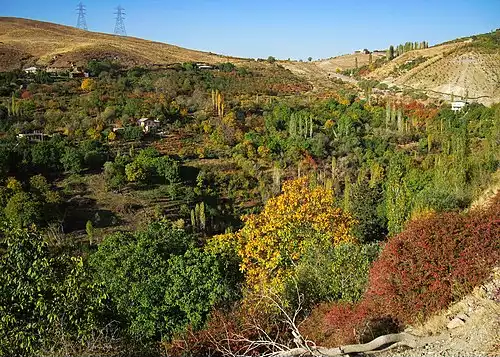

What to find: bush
left=218, top=62, right=236, bottom=72
left=103, top=161, right=127, bottom=191
left=267, top=56, right=276, bottom=64
left=283, top=243, right=380, bottom=312
left=302, top=194, right=499, bottom=347
left=61, top=146, right=84, bottom=174
left=301, top=301, right=399, bottom=347
left=122, top=126, right=144, bottom=141
left=31, top=139, right=64, bottom=174
left=365, top=194, right=500, bottom=323
left=5, top=191, right=42, bottom=227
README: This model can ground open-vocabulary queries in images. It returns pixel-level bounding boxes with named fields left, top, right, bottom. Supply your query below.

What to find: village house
left=137, top=118, right=160, bottom=133
left=23, top=66, right=38, bottom=74
left=17, top=131, right=51, bottom=142
left=46, top=66, right=69, bottom=75
left=196, top=63, right=214, bottom=70
left=69, top=67, right=89, bottom=78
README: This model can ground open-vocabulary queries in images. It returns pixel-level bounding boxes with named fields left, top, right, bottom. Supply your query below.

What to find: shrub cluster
left=301, top=193, right=500, bottom=346
left=366, top=195, right=500, bottom=323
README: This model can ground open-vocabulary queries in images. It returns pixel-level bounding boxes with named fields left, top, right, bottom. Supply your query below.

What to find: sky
left=1, top=0, right=499, bottom=60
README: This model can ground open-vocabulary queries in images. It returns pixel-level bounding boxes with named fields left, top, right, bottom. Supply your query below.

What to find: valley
left=0, top=16, right=498, bottom=357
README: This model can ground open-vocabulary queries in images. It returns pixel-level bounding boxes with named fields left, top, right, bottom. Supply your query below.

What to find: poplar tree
left=388, top=45, right=395, bottom=60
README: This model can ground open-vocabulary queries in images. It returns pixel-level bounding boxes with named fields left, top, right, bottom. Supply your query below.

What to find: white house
left=17, top=131, right=50, bottom=142
left=196, top=63, right=214, bottom=70
left=23, top=66, right=38, bottom=74
left=451, top=101, right=467, bottom=112
left=137, top=118, right=160, bottom=133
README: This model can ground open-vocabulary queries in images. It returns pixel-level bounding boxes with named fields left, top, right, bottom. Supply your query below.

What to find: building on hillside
left=69, top=67, right=89, bottom=78
left=137, top=118, right=160, bottom=133
left=451, top=101, right=467, bottom=112
left=17, top=131, right=50, bottom=142
left=23, top=66, right=38, bottom=74
left=196, top=63, right=214, bottom=70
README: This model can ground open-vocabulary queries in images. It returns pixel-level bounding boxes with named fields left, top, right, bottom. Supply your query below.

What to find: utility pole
left=114, top=5, right=127, bottom=36
left=76, top=2, right=88, bottom=31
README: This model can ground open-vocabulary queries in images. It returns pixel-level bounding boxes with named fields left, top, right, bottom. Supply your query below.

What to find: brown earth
left=282, top=42, right=500, bottom=106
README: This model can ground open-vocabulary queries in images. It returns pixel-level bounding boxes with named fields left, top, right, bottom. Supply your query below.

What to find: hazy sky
left=2, top=0, right=499, bottom=60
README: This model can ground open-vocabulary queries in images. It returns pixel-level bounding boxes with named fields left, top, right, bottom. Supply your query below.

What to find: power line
left=76, top=2, right=88, bottom=31
left=114, top=5, right=127, bottom=36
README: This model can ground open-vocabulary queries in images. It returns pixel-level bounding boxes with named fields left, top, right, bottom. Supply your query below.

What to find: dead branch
left=277, top=332, right=449, bottom=356
left=213, top=287, right=444, bottom=357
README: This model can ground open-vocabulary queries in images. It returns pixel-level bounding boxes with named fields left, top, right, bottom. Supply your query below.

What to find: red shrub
left=21, top=90, right=32, bottom=99
left=165, top=302, right=289, bottom=357
left=300, top=300, right=399, bottom=347
left=302, top=194, right=499, bottom=347
left=365, top=195, right=500, bottom=323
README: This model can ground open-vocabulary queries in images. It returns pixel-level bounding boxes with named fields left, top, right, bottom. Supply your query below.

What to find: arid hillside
left=368, top=40, right=500, bottom=105
left=283, top=33, right=500, bottom=105
left=0, top=17, right=245, bottom=71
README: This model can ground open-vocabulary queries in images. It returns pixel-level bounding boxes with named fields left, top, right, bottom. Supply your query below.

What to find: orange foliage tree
left=80, top=78, right=95, bottom=92
left=208, top=177, right=356, bottom=292
left=404, top=101, right=438, bottom=129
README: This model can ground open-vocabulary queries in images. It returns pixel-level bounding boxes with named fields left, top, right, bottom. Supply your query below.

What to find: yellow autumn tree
left=208, top=177, right=356, bottom=292
left=80, top=78, right=95, bottom=92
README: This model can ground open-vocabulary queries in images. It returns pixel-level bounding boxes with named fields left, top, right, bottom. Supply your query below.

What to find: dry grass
left=368, top=43, right=500, bottom=105
left=0, top=17, right=248, bottom=70
left=316, top=52, right=385, bottom=71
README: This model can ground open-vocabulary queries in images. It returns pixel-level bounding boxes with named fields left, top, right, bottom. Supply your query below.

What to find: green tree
left=31, top=140, right=64, bottom=173
left=91, top=222, right=233, bottom=342
left=103, top=159, right=127, bottom=191
left=61, top=147, right=84, bottom=174
left=86, top=220, right=94, bottom=244
left=350, top=181, right=387, bottom=243
left=156, top=156, right=180, bottom=184
left=267, top=56, right=276, bottom=64
left=385, top=152, right=411, bottom=235
left=5, top=192, right=42, bottom=228
left=387, top=45, right=395, bottom=60
left=0, top=225, right=107, bottom=356
left=284, top=243, right=380, bottom=312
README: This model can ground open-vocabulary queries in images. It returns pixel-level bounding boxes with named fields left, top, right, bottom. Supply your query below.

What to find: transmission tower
left=76, top=2, right=88, bottom=30
left=114, top=5, right=127, bottom=36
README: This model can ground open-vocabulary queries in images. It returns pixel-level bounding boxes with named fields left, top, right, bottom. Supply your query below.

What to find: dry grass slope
left=369, top=43, right=500, bottom=105
left=0, top=17, right=246, bottom=71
